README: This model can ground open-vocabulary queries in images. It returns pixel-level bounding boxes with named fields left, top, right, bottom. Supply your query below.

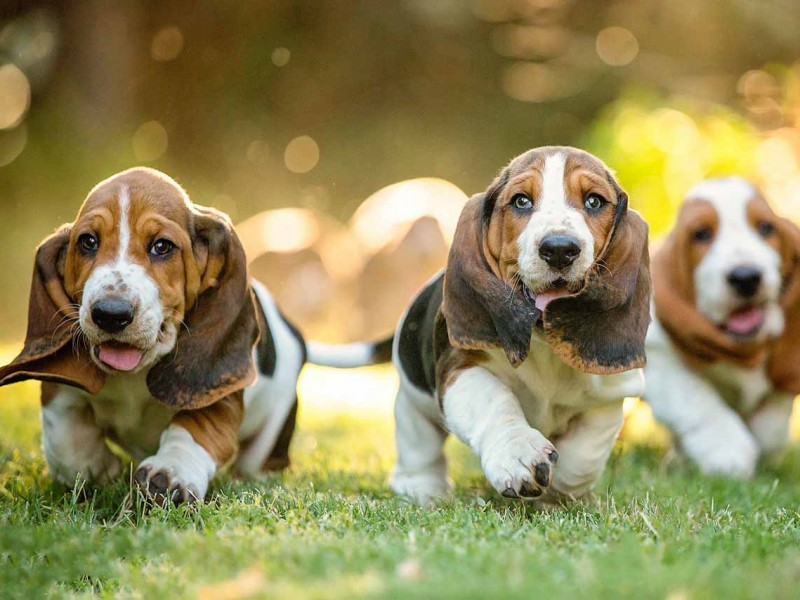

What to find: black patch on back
left=279, top=309, right=308, bottom=365
left=253, top=294, right=308, bottom=376
left=253, top=296, right=277, bottom=377
left=371, top=336, right=394, bottom=364
left=398, top=274, right=444, bottom=394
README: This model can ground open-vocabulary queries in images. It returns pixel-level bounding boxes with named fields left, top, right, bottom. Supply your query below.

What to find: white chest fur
left=481, top=333, right=643, bottom=437
left=87, top=372, right=176, bottom=460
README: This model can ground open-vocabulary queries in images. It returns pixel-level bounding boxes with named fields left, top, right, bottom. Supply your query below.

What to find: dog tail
left=305, top=336, right=394, bottom=369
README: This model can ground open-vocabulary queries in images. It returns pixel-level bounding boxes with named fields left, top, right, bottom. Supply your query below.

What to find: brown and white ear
left=442, top=191, right=538, bottom=366
left=544, top=194, right=652, bottom=374
left=0, top=225, right=104, bottom=392
left=768, top=218, right=800, bottom=392
left=147, top=207, right=259, bottom=410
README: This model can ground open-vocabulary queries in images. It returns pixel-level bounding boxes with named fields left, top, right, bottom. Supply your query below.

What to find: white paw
left=49, top=450, right=122, bottom=487
left=390, top=467, right=452, bottom=505
left=133, top=425, right=217, bottom=505
left=695, top=442, right=758, bottom=479
left=481, top=428, right=558, bottom=499
left=134, top=455, right=208, bottom=505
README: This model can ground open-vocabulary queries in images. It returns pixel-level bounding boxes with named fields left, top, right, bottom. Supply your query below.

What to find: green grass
left=2, top=375, right=800, bottom=599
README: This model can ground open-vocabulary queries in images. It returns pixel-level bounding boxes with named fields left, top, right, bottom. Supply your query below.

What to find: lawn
left=2, top=362, right=800, bottom=600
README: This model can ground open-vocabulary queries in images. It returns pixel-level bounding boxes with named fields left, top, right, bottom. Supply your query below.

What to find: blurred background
left=6, top=3, right=800, bottom=540
left=2, top=0, right=800, bottom=352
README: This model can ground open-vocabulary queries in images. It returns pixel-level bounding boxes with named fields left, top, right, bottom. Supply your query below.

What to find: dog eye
left=512, top=194, right=532, bottom=210
left=584, top=194, right=605, bottom=212
left=757, top=221, right=775, bottom=237
left=78, top=233, right=99, bottom=253
left=149, top=239, right=175, bottom=257
left=692, top=226, right=713, bottom=243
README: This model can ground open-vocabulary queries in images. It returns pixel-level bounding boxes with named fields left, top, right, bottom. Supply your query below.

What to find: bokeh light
left=271, top=47, right=291, bottom=67
left=132, top=120, right=168, bottom=162
left=0, top=123, right=27, bottom=167
left=284, top=135, right=319, bottom=173
left=595, top=26, right=639, bottom=67
left=0, top=64, right=31, bottom=129
left=151, top=26, right=184, bottom=62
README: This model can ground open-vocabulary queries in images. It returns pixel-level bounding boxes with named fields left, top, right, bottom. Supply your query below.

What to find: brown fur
left=653, top=190, right=800, bottom=393
left=437, top=347, right=489, bottom=394
left=172, top=391, right=245, bottom=467
left=442, top=147, right=651, bottom=373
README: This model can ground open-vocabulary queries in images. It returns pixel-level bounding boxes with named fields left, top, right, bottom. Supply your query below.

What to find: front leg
left=646, top=347, right=759, bottom=478
left=135, top=392, right=244, bottom=504
left=442, top=367, right=558, bottom=499
left=747, top=391, right=794, bottom=459
left=549, top=402, right=623, bottom=499
left=41, top=383, right=121, bottom=486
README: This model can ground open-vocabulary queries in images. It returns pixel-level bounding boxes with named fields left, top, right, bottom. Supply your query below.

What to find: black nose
left=91, top=298, right=135, bottom=333
left=538, top=235, right=582, bottom=270
left=727, top=266, right=762, bottom=298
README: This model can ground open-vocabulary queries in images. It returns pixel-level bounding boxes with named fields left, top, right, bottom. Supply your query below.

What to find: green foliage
left=583, top=86, right=763, bottom=237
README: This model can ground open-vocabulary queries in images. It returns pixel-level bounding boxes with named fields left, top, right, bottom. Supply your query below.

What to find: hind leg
left=389, top=382, right=450, bottom=504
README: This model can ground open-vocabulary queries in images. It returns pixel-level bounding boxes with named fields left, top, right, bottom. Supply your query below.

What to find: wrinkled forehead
left=77, top=169, right=193, bottom=226
left=503, top=146, right=620, bottom=199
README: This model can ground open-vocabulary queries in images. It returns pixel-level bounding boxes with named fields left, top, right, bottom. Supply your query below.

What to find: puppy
left=646, top=177, right=800, bottom=478
left=388, top=147, right=651, bottom=503
left=0, top=167, right=384, bottom=503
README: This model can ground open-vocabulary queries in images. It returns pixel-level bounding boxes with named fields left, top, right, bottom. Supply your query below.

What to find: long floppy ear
left=147, top=207, right=259, bottom=409
left=767, top=218, right=800, bottom=392
left=442, top=190, right=539, bottom=366
left=544, top=194, right=652, bottom=373
left=0, top=226, right=105, bottom=392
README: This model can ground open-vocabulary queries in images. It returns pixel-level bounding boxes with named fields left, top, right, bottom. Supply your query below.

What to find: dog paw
left=389, top=467, right=452, bottom=505
left=695, top=444, right=757, bottom=479
left=49, top=450, right=122, bottom=487
left=481, top=428, right=559, bottom=499
left=134, top=458, right=205, bottom=505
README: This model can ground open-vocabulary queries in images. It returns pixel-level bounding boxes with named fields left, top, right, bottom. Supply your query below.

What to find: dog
left=645, top=177, right=800, bottom=478
left=387, top=146, right=651, bottom=503
left=0, top=167, right=387, bottom=503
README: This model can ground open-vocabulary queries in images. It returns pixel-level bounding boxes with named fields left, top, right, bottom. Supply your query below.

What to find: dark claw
left=534, top=462, right=551, bottom=487
left=502, top=487, right=519, bottom=499
left=518, top=482, right=543, bottom=498
left=148, top=472, right=169, bottom=497
left=549, top=449, right=559, bottom=464
left=134, top=467, right=150, bottom=488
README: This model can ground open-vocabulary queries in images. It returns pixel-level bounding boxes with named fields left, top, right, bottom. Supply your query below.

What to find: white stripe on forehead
left=117, top=184, right=130, bottom=264
left=538, top=152, right=567, bottom=212
left=685, top=176, right=756, bottom=217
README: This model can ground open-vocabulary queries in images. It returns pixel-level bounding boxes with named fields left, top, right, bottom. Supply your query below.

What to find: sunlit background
left=3, top=1, right=800, bottom=442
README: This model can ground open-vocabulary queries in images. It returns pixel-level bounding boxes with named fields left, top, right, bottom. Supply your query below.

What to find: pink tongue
left=534, top=288, right=571, bottom=312
left=725, top=306, right=764, bottom=335
left=98, top=344, right=143, bottom=371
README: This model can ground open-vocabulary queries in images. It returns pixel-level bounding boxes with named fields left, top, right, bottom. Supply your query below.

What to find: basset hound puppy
left=388, top=147, right=651, bottom=503
left=0, top=167, right=382, bottom=503
left=645, top=177, right=800, bottom=478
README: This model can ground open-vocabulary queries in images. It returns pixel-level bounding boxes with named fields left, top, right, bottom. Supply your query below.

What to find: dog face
left=0, top=167, right=259, bottom=410
left=485, top=149, right=622, bottom=310
left=67, top=171, right=201, bottom=372
left=442, top=146, right=651, bottom=372
left=678, top=177, right=786, bottom=342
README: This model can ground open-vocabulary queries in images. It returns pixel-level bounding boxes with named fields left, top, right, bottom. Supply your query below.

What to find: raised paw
left=482, top=428, right=558, bottom=500
left=134, top=461, right=203, bottom=506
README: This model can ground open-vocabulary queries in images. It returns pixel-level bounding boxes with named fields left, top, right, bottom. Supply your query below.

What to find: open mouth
left=523, top=278, right=573, bottom=313
left=722, top=305, right=765, bottom=338
left=97, top=341, right=145, bottom=372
